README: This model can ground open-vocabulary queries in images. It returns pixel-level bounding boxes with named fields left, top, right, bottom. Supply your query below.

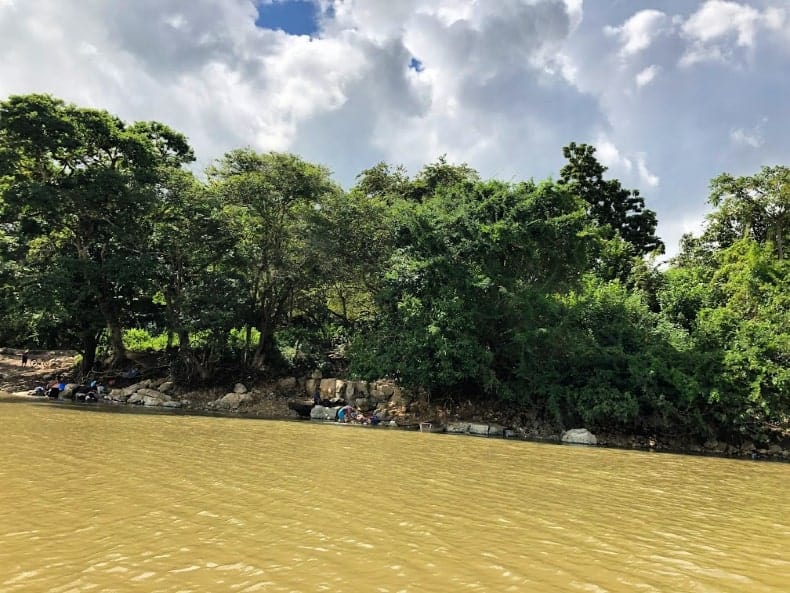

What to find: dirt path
left=0, top=350, right=78, bottom=393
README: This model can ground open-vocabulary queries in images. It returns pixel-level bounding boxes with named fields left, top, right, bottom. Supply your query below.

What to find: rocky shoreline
left=3, top=363, right=788, bottom=462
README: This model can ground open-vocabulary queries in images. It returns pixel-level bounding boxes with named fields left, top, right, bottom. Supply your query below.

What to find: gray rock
left=137, top=388, right=171, bottom=401
left=488, top=424, right=505, bottom=437
left=127, top=391, right=144, bottom=405
left=232, top=383, right=247, bottom=394
left=160, top=400, right=182, bottom=408
left=319, top=378, right=336, bottom=397
left=310, top=405, right=340, bottom=421
left=561, top=428, right=597, bottom=445
left=310, top=369, right=322, bottom=380
left=215, top=392, right=253, bottom=409
left=468, top=423, right=490, bottom=436
left=446, top=422, right=470, bottom=434
left=355, top=397, right=372, bottom=412
left=158, top=381, right=174, bottom=394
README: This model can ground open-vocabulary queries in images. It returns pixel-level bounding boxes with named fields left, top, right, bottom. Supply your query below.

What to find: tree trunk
left=99, top=301, right=127, bottom=365
left=80, top=331, right=98, bottom=377
left=178, top=329, right=191, bottom=352
left=253, top=320, right=276, bottom=368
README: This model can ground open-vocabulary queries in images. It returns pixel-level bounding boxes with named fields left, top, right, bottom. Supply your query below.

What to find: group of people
left=338, top=404, right=380, bottom=425
left=312, top=387, right=381, bottom=425
left=33, top=376, right=106, bottom=402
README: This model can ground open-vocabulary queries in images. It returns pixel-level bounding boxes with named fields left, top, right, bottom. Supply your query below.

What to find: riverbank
left=1, top=350, right=788, bottom=460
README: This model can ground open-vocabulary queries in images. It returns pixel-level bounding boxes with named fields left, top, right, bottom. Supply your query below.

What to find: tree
left=207, top=149, right=339, bottom=367
left=0, top=94, right=193, bottom=370
left=560, top=142, right=663, bottom=262
left=705, top=166, right=789, bottom=259
left=351, top=163, right=595, bottom=397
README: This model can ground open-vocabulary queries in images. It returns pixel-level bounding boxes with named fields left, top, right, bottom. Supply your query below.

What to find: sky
left=1, top=0, right=788, bottom=256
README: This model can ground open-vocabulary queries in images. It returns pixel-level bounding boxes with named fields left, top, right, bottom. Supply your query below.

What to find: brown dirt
left=0, top=350, right=79, bottom=393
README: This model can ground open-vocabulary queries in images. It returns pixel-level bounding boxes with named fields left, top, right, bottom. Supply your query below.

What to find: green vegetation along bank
left=1, top=94, right=787, bottom=449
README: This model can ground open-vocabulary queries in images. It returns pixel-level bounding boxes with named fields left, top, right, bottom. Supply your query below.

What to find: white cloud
left=730, top=118, right=767, bottom=148
left=595, top=138, right=632, bottom=173
left=636, top=154, right=660, bottom=188
left=680, top=0, right=787, bottom=66
left=605, top=9, right=668, bottom=57
left=635, top=64, right=660, bottom=87
left=0, top=0, right=788, bottom=258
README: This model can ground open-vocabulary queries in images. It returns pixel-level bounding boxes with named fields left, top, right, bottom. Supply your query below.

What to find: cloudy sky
left=1, top=0, right=788, bottom=255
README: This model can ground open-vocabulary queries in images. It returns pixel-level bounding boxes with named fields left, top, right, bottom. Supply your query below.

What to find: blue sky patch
left=255, top=0, right=319, bottom=36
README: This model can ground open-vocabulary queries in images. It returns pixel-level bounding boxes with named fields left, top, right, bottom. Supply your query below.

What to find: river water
left=0, top=401, right=787, bottom=593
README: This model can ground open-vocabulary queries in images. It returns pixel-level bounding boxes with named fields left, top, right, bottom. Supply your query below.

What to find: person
left=338, top=405, right=354, bottom=423
left=370, top=414, right=380, bottom=426
left=21, top=350, right=29, bottom=366
left=46, top=379, right=60, bottom=399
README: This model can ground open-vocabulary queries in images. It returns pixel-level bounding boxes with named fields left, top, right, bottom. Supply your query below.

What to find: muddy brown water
left=1, top=401, right=788, bottom=592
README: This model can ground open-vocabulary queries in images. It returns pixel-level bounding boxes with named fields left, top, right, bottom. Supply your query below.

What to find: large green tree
left=0, top=94, right=193, bottom=370
left=207, top=149, right=339, bottom=367
left=705, top=165, right=789, bottom=259
left=560, top=143, right=663, bottom=271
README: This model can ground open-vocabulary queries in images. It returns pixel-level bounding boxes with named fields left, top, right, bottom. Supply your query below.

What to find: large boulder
left=158, top=381, right=175, bottom=394
left=446, top=422, right=470, bottom=434
left=319, top=378, right=336, bottom=397
left=215, top=392, right=253, bottom=409
left=468, top=423, right=491, bottom=436
left=310, top=405, right=340, bottom=421
left=561, top=428, right=597, bottom=446
left=137, top=388, right=172, bottom=407
left=232, top=383, right=248, bottom=394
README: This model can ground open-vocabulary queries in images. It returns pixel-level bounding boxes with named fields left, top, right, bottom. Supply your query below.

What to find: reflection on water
left=1, top=403, right=788, bottom=592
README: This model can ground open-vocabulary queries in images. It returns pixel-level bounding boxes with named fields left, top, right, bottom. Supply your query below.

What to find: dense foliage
left=1, top=94, right=787, bottom=441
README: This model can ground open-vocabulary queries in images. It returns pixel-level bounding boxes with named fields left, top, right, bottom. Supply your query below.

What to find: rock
left=122, top=380, right=151, bottom=398
left=310, top=405, right=340, bottom=421
left=288, top=400, right=314, bottom=418
left=108, top=389, right=129, bottom=403
left=127, top=391, right=145, bottom=405
left=160, top=400, right=182, bottom=409
left=703, top=439, right=718, bottom=450
left=158, top=381, right=174, bottom=394
left=768, top=444, right=783, bottom=456
left=310, top=370, right=322, bottom=380
left=319, top=378, right=336, bottom=397
left=488, top=424, right=505, bottom=437
left=561, top=428, right=597, bottom=446
left=468, top=423, right=490, bottom=436
left=215, top=392, right=253, bottom=409
left=232, top=383, right=247, bottom=394
left=355, top=397, right=372, bottom=412
left=344, top=382, right=356, bottom=399
left=335, top=379, right=346, bottom=395
left=137, top=388, right=172, bottom=407
left=446, top=422, right=470, bottom=434
left=278, top=377, right=297, bottom=390
left=60, top=383, right=78, bottom=399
